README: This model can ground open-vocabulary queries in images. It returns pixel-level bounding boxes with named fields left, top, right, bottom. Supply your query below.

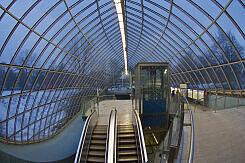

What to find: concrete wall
left=0, top=112, right=85, bottom=162
left=0, top=150, right=75, bottom=163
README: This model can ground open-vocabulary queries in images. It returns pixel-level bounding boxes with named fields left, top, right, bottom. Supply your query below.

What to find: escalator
left=118, top=124, right=138, bottom=162
left=74, top=109, right=117, bottom=163
left=74, top=109, right=147, bottom=163
left=87, top=125, right=107, bottom=162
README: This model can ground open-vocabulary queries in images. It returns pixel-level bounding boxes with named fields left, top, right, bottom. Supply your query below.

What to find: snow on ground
left=0, top=89, right=80, bottom=140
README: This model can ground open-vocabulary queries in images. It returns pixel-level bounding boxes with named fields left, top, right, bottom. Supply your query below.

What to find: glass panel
left=1, top=23, right=29, bottom=64
left=193, top=0, right=221, bottom=18
left=7, top=118, right=15, bottom=137
left=22, top=1, right=58, bottom=27
left=231, top=63, right=245, bottom=89
left=8, top=1, right=35, bottom=19
left=35, top=2, right=66, bottom=35
left=223, top=65, right=239, bottom=90
left=216, top=13, right=245, bottom=61
left=227, top=1, right=245, bottom=39
left=213, top=67, right=226, bottom=89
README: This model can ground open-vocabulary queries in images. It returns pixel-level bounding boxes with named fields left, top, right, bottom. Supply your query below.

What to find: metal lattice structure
left=0, top=0, right=244, bottom=144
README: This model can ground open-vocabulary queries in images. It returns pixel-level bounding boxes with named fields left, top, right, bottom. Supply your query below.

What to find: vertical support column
left=97, top=88, right=99, bottom=117
left=130, top=72, right=134, bottom=109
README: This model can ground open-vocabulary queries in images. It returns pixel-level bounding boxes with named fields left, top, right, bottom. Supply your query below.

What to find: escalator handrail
left=74, top=111, right=96, bottom=163
left=105, top=109, right=117, bottom=163
left=184, top=97, right=194, bottom=163
left=133, top=110, right=148, bottom=163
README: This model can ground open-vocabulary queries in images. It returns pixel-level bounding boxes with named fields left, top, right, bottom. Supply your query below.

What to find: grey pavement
left=191, top=105, right=245, bottom=163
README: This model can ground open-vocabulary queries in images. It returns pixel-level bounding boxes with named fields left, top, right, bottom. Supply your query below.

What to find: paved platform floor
left=191, top=105, right=245, bottom=163
left=97, top=100, right=133, bottom=125
left=98, top=100, right=245, bottom=162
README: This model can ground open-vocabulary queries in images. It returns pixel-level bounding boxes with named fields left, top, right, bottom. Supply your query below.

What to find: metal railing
left=184, top=97, right=195, bottom=163
left=186, top=88, right=245, bottom=112
left=105, top=109, right=117, bottom=163
left=74, top=95, right=117, bottom=163
left=148, top=95, right=186, bottom=163
left=188, top=93, right=244, bottom=113
left=74, top=110, right=97, bottom=163
left=82, top=94, right=115, bottom=118
left=133, top=109, right=148, bottom=163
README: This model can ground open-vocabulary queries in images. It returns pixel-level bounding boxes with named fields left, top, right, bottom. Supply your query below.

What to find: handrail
left=188, top=94, right=224, bottom=102
left=133, top=110, right=148, bottom=163
left=74, top=111, right=97, bottom=163
left=184, top=97, right=195, bottom=163
left=105, top=109, right=117, bottom=163
left=146, top=95, right=185, bottom=163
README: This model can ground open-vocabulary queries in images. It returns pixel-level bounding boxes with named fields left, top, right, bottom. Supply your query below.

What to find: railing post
left=215, top=94, right=217, bottom=113
left=224, top=95, right=226, bottom=109
left=237, top=94, right=240, bottom=109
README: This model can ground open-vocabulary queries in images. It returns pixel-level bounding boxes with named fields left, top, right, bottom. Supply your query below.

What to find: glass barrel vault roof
left=0, top=0, right=244, bottom=143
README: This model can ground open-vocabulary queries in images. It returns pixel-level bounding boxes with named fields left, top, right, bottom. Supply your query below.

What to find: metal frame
left=0, top=0, right=244, bottom=144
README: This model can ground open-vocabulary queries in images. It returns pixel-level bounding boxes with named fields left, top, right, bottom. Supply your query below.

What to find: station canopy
left=0, top=0, right=244, bottom=143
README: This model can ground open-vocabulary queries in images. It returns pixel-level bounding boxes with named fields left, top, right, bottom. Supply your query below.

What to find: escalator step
left=85, top=125, right=108, bottom=162
left=118, top=133, right=135, bottom=138
left=92, top=134, right=107, bottom=139
left=119, top=138, right=136, bottom=143
left=94, top=128, right=107, bottom=131
left=119, top=129, right=134, bottom=133
left=119, top=149, right=137, bottom=155
left=119, top=126, right=134, bottom=129
left=118, top=125, right=138, bottom=162
left=95, top=125, right=107, bottom=129
left=118, top=155, right=138, bottom=162
left=90, top=145, right=106, bottom=150
left=87, top=156, right=105, bottom=162
left=91, top=139, right=106, bottom=144
left=93, top=130, right=107, bottom=134
left=88, top=150, right=105, bottom=156
left=119, top=144, right=137, bottom=149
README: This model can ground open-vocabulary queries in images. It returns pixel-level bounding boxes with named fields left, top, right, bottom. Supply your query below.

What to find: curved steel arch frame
left=0, top=0, right=244, bottom=144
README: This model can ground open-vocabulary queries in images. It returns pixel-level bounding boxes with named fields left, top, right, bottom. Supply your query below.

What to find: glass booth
left=134, top=62, right=169, bottom=129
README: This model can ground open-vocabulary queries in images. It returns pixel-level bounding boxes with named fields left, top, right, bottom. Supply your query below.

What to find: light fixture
left=114, top=0, right=128, bottom=75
